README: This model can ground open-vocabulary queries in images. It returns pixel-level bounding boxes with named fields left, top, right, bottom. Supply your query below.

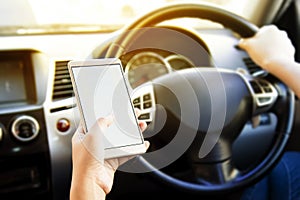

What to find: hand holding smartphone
left=68, top=58, right=146, bottom=159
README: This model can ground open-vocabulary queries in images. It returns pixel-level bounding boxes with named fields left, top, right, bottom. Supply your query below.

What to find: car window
left=0, top=0, right=284, bottom=35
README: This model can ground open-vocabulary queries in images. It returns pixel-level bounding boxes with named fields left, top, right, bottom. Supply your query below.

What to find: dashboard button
left=57, top=118, right=70, bottom=132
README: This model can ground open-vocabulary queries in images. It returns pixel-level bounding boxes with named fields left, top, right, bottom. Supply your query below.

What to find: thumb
left=114, top=141, right=151, bottom=167
left=144, top=141, right=150, bottom=150
left=238, top=38, right=248, bottom=50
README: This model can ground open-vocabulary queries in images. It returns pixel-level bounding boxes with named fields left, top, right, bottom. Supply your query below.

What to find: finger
left=83, top=117, right=107, bottom=162
left=115, top=141, right=150, bottom=167
left=72, top=123, right=85, bottom=144
left=144, top=140, right=150, bottom=150
left=138, top=120, right=147, bottom=132
left=117, top=155, right=136, bottom=167
left=96, top=114, right=114, bottom=128
left=78, top=121, right=85, bottom=134
left=86, top=115, right=114, bottom=139
left=260, top=25, right=278, bottom=34
left=238, top=38, right=249, bottom=49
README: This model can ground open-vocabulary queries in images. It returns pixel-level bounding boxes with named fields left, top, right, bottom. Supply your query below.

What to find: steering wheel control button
left=11, top=115, right=40, bottom=142
left=143, top=94, right=151, bottom=101
left=143, top=102, right=152, bottom=109
left=250, top=81, right=262, bottom=93
left=246, top=78, right=278, bottom=114
left=134, top=104, right=141, bottom=109
left=263, top=87, right=272, bottom=93
left=258, top=97, right=271, bottom=103
left=57, top=118, right=71, bottom=133
left=138, top=113, right=150, bottom=120
left=131, top=83, right=155, bottom=124
left=134, top=105, right=141, bottom=110
left=133, top=97, right=140, bottom=104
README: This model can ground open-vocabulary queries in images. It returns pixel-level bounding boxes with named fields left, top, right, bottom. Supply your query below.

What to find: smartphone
left=68, top=58, right=146, bottom=159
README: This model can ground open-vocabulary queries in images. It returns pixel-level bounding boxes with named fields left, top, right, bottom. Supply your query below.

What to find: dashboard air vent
left=243, top=57, right=260, bottom=74
left=52, top=60, right=73, bottom=100
left=243, top=57, right=268, bottom=77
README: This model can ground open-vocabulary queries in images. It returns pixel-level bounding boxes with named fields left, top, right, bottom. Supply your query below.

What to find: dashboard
left=0, top=26, right=293, bottom=199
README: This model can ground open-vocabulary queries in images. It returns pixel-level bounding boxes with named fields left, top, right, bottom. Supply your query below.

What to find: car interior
left=0, top=0, right=299, bottom=199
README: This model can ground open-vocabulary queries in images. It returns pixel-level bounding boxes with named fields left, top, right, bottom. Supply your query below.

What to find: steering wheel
left=105, top=3, right=295, bottom=194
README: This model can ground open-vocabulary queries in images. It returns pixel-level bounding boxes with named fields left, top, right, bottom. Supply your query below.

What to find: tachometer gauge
left=165, top=54, right=195, bottom=70
left=125, top=52, right=171, bottom=88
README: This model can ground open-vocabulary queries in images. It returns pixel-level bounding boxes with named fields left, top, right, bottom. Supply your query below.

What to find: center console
left=0, top=50, right=52, bottom=199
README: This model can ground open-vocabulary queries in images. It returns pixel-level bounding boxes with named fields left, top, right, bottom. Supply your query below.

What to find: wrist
left=70, top=173, right=107, bottom=200
left=71, top=166, right=114, bottom=195
left=263, top=57, right=295, bottom=74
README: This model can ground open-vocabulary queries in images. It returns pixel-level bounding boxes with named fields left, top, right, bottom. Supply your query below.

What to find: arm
left=239, top=25, right=300, bottom=98
left=265, top=59, right=300, bottom=99
left=70, top=116, right=149, bottom=200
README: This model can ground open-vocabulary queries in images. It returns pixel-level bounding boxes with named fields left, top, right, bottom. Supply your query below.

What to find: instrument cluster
left=123, top=50, right=195, bottom=88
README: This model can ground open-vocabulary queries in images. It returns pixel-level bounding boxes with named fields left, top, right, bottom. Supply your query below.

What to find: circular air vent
left=11, top=115, right=40, bottom=142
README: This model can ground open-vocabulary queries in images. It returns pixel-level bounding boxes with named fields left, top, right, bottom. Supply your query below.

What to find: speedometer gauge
left=125, top=52, right=171, bottom=88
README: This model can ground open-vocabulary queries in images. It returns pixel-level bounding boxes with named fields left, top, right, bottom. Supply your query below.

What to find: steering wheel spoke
left=241, top=74, right=279, bottom=115
left=192, top=160, right=239, bottom=185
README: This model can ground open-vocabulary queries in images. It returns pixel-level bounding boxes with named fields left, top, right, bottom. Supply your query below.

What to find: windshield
left=0, top=0, right=277, bottom=35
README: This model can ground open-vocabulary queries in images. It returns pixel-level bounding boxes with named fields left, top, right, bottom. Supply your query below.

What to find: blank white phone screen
left=71, top=64, right=143, bottom=149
